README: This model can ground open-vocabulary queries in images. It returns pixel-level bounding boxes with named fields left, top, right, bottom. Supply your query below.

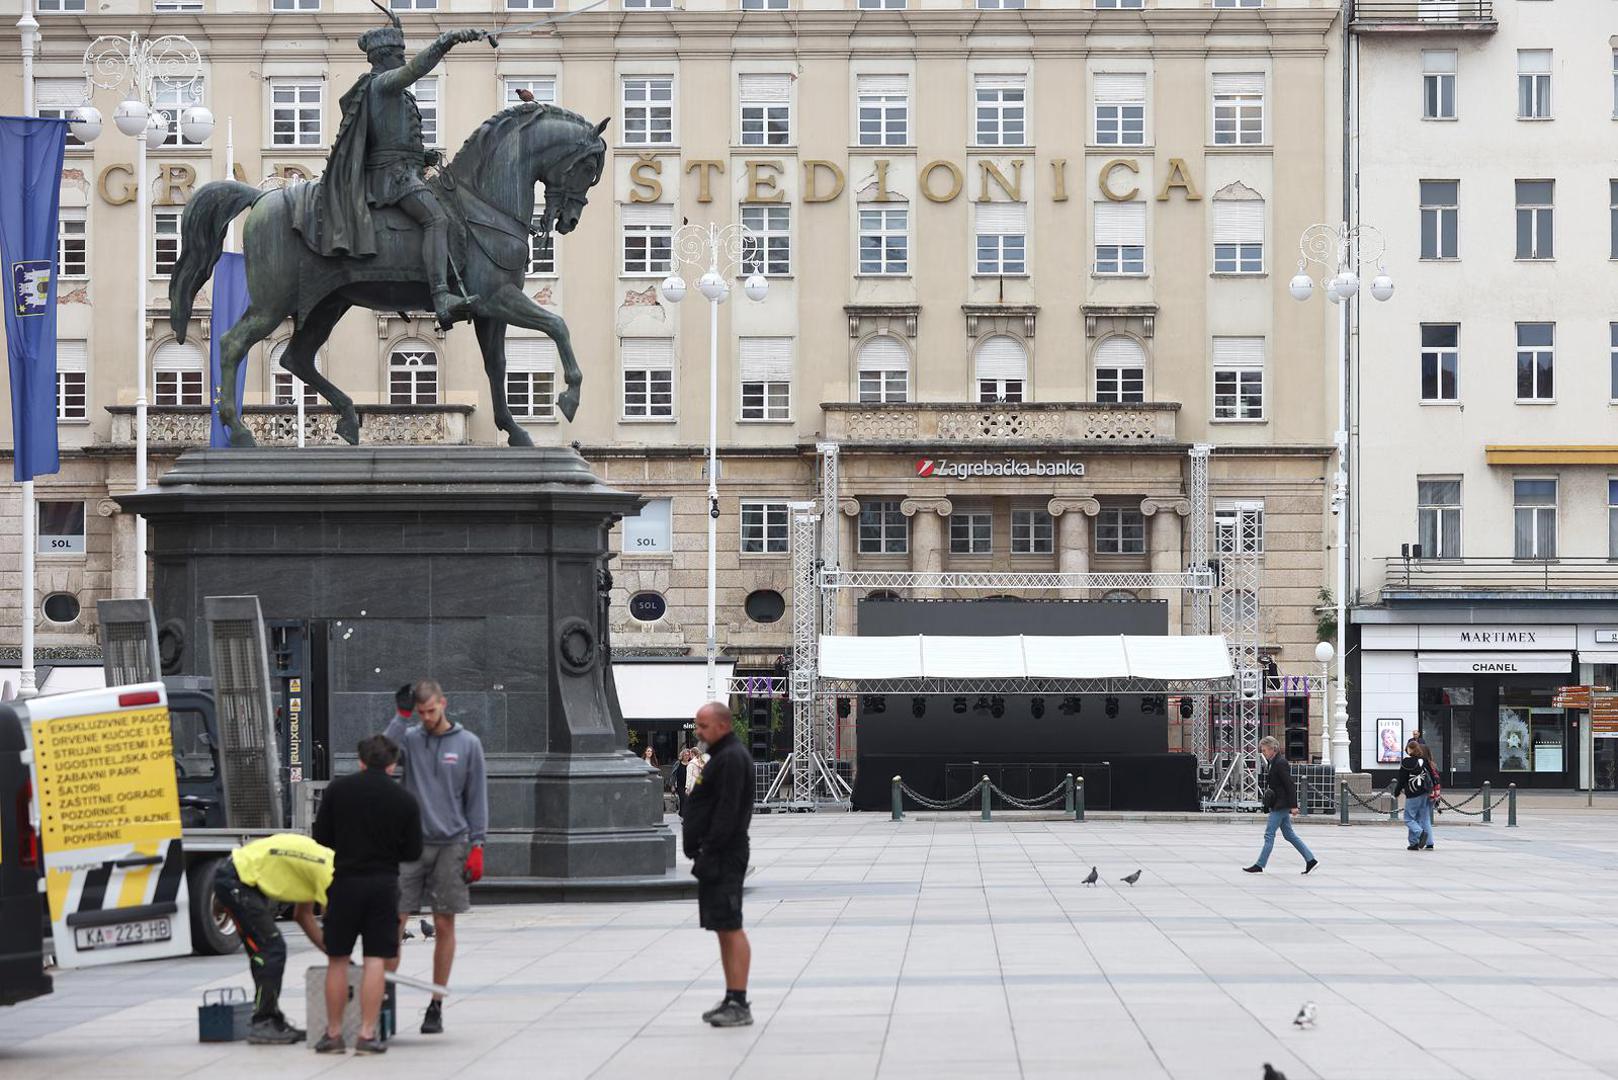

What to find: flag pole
left=18, top=0, right=38, bottom=695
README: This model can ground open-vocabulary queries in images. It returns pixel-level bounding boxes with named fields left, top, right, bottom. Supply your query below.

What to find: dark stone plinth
left=117, top=446, right=674, bottom=879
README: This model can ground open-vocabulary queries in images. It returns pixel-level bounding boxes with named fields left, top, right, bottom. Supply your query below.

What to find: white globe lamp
left=658, top=274, right=687, bottom=304
left=180, top=105, right=215, bottom=144
left=69, top=105, right=102, bottom=143
left=1325, top=278, right=1342, bottom=304
left=1314, top=641, right=1334, bottom=665
left=1333, top=270, right=1359, bottom=300
left=145, top=108, right=168, bottom=143
left=1370, top=271, right=1395, bottom=302
left=113, top=97, right=148, bottom=137
left=743, top=273, right=768, bottom=302
left=1288, top=272, right=1313, bottom=302
left=697, top=270, right=727, bottom=302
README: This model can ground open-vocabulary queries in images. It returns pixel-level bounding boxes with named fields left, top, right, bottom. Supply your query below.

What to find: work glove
left=462, top=845, right=484, bottom=884
left=395, top=683, right=415, bottom=718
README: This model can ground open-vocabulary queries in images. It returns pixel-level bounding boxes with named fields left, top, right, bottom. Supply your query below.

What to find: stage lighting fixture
left=861, top=695, right=887, bottom=714
left=912, top=696, right=927, bottom=718
left=1031, top=697, right=1046, bottom=719
left=989, top=696, right=1005, bottom=719
left=973, top=696, right=992, bottom=713
left=1179, top=697, right=1194, bottom=719
left=1105, top=696, right=1120, bottom=719
left=1059, top=696, right=1082, bottom=716
left=836, top=697, right=851, bottom=719
left=952, top=696, right=968, bottom=714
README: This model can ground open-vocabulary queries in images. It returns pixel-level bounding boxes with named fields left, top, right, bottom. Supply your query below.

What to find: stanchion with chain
left=1064, top=774, right=1075, bottom=815
left=1074, top=778, right=1086, bottom=823
left=1508, top=783, right=1517, bottom=827
left=980, top=776, right=991, bottom=822
left=1338, top=781, right=1349, bottom=826
left=891, top=776, right=903, bottom=822
left=1482, top=780, right=1492, bottom=823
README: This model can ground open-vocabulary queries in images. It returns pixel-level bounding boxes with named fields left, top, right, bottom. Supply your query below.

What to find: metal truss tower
left=1187, top=445, right=1213, bottom=767
left=1211, top=503, right=1264, bottom=806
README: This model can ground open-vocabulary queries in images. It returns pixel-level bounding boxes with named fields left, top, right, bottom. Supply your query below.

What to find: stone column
left=900, top=497, right=952, bottom=596
left=1141, top=497, right=1191, bottom=632
left=836, top=498, right=860, bottom=634
left=1048, top=497, right=1099, bottom=598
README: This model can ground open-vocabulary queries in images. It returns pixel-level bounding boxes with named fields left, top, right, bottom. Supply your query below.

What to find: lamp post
left=71, top=35, right=212, bottom=603
left=1290, top=222, right=1393, bottom=772
left=657, top=223, right=767, bottom=702
left=1313, top=640, right=1335, bottom=764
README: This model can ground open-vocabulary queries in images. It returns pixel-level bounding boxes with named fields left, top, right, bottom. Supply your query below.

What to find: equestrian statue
left=169, top=6, right=609, bottom=448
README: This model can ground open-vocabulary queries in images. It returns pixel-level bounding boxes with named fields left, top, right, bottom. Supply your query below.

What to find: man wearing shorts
left=385, top=679, right=488, bottom=1035
left=682, top=701, right=756, bottom=1027
left=312, top=734, right=423, bottom=1054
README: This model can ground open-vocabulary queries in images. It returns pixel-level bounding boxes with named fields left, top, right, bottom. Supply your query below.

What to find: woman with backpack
left=1395, top=738, right=1437, bottom=851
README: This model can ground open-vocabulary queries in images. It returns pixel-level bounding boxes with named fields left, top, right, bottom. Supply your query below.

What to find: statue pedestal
left=119, top=446, right=674, bottom=879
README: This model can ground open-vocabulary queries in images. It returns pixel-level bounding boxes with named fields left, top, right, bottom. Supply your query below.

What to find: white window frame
left=388, top=339, right=438, bottom=405
left=1423, top=50, right=1456, bottom=120
left=1094, top=336, right=1145, bottom=404
left=505, top=0, right=556, bottom=9
left=1212, top=198, right=1263, bottom=274
left=974, top=203, right=1027, bottom=276
left=1094, top=73, right=1146, bottom=147
left=1212, top=337, right=1264, bottom=421
left=153, top=342, right=205, bottom=406
left=56, top=340, right=87, bottom=423
left=1094, top=201, right=1146, bottom=276
left=37, top=500, right=86, bottom=557
left=153, top=210, right=181, bottom=277
left=505, top=338, right=558, bottom=422
left=269, top=79, right=323, bottom=147
left=1420, top=323, right=1459, bottom=403
left=36, top=0, right=87, bottom=10
left=740, top=501, right=791, bottom=554
left=390, top=0, right=437, bottom=9
left=1515, top=179, right=1553, bottom=260
left=856, top=75, right=909, bottom=147
left=153, top=0, right=203, bottom=12
left=857, top=0, right=905, bottom=7
left=949, top=511, right=992, bottom=555
left=1513, top=477, right=1557, bottom=560
left=57, top=207, right=86, bottom=279
left=1215, top=504, right=1265, bottom=555
left=1417, top=477, right=1462, bottom=560
left=976, top=0, right=1024, bottom=8
left=1613, top=50, right=1618, bottom=120
left=1515, top=322, right=1554, bottom=403
left=623, top=0, right=675, bottom=7
left=504, top=77, right=557, bottom=106
left=973, top=75, right=1027, bottom=147
left=621, top=76, right=674, bottom=146
left=1611, top=179, right=1618, bottom=262
left=271, top=0, right=321, bottom=9
left=1094, top=507, right=1146, bottom=556
left=1420, top=180, right=1459, bottom=260
left=741, top=0, right=789, bottom=11
left=529, top=220, right=557, bottom=276
left=738, top=74, right=792, bottom=146
left=1517, top=49, right=1552, bottom=120
left=857, top=336, right=909, bottom=404
left=269, top=341, right=322, bottom=407
left=36, top=78, right=88, bottom=148
left=858, top=208, right=908, bottom=276
left=1610, top=477, right=1618, bottom=561
left=1011, top=509, right=1053, bottom=555
left=622, top=203, right=673, bottom=276
left=741, top=205, right=791, bottom=276
left=621, top=338, right=674, bottom=420
left=1211, top=72, right=1265, bottom=146
left=411, top=76, right=440, bottom=148
left=1097, top=0, right=1144, bottom=8
left=1611, top=322, right=1618, bottom=403
left=858, top=498, right=908, bottom=555
left=1212, top=0, right=1261, bottom=6
left=153, top=77, right=204, bottom=147
left=975, top=335, right=1027, bottom=404
left=738, top=337, right=793, bottom=422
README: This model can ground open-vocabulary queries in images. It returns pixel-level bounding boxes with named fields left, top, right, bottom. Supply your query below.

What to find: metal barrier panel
left=1292, top=764, right=1338, bottom=817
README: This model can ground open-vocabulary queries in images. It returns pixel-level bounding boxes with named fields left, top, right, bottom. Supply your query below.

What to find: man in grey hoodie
left=384, top=679, right=488, bottom=1035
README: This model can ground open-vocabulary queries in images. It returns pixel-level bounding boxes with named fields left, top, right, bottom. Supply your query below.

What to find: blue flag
left=0, top=116, right=68, bottom=482
left=208, top=251, right=251, bottom=448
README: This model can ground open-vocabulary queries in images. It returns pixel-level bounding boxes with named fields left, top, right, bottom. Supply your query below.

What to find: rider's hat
left=359, top=25, right=405, bottom=54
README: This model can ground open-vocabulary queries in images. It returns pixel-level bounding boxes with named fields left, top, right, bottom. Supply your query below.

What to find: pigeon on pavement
left=1082, top=866, right=1099, bottom=886
left=420, top=918, right=436, bottom=939
left=1263, top=1066, right=1288, bottom=1080
left=1292, top=1001, right=1316, bottom=1028
left=1120, top=869, right=1142, bottom=886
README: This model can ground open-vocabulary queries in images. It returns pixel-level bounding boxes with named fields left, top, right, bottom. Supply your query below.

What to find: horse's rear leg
left=473, top=316, right=532, bottom=447
left=475, top=284, right=581, bottom=422
left=218, top=307, right=286, bottom=447
left=280, top=296, right=360, bottom=445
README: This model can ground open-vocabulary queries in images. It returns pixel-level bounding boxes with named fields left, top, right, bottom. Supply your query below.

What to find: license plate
left=73, top=918, right=173, bottom=951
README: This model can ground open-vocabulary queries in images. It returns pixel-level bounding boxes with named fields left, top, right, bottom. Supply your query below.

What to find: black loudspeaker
left=1284, top=695, right=1309, bottom=761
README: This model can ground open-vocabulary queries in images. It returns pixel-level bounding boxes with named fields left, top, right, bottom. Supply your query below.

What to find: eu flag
left=208, top=252, right=250, bottom=448
left=0, top=117, right=68, bottom=481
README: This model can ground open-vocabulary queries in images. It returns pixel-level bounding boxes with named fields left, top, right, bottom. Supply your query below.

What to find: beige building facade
left=0, top=0, right=1342, bottom=743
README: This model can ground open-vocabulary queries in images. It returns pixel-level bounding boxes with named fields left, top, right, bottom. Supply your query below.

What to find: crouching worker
left=213, top=833, right=334, bottom=1044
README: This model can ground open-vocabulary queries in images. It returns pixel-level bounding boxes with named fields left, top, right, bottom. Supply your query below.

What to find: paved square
left=6, top=809, right=1618, bottom=1080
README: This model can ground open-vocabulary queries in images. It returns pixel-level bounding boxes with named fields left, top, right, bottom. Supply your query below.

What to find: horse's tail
left=170, top=181, right=264, bottom=344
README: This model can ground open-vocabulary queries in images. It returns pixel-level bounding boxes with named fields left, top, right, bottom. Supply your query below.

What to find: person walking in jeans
left=1395, top=738, right=1437, bottom=851
left=1244, top=736, right=1319, bottom=875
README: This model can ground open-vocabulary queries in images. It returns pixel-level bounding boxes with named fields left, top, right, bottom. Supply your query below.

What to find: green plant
left=730, top=701, right=751, bottom=747
left=1315, top=587, right=1336, bottom=643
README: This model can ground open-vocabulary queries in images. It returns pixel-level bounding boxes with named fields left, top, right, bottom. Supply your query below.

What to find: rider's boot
left=432, top=287, right=479, bottom=331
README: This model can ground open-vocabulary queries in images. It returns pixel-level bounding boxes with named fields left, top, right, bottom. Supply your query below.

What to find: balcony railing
left=1350, top=1, right=1496, bottom=31
left=822, top=402, right=1179, bottom=444
left=107, top=404, right=473, bottom=447
left=1379, top=556, right=1618, bottom=599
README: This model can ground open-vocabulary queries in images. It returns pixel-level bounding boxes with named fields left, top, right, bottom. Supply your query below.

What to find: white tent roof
left=818, top=635, right=1232, bottom=682
left=613, top=660, right=736, bottom=722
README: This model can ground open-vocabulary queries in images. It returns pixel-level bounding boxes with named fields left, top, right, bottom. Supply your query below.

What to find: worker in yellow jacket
left=214, top=833, right=332, bottom=1043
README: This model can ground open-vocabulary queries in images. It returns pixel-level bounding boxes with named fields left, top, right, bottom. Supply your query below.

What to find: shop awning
left=613, top=659, right=735, bottom=723
left=1485, top=445, right=1618, bottom=466
left=818, top=635, right=1233, bottom=682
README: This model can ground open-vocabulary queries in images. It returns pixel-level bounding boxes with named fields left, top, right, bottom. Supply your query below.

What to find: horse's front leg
left=476, top=284, right=582, bottom=421
left=473, top=315, right=531, bottom=447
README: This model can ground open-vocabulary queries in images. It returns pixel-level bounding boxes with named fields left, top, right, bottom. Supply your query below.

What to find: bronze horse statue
left=170, top=101, right=608, bottom=447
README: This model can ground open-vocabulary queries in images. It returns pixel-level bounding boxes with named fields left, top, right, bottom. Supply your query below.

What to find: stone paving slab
left=3, top=808, right=1617, bottom=1080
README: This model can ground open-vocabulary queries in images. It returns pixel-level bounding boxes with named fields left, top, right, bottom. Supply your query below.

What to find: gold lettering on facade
left=976, top=159, right=1024, bottom=203
left=802, top=160, right=845, bottom=203
left=231, top=162, right=249, bottom=183
left=629, top=154, right=664, bottom=203
left=744, top=160, right=786, bottom=204
left=869, top=159, right=898, bottom=202
left=684, top=159, right=723, bottom=204
left=1155, top=157, right=1202, bottom=202
left=919, top=160, right=962, bottom=203
left=153, top=164, right=196, bottom=206
left=98, top=164, right=135, bottom=206
left=1050, top=158, right=1068, bottom=203
left=1099, top=158, right=1140, bottom=202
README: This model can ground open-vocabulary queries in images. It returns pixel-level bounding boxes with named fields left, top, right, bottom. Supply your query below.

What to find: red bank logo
left=916, top=459, right=937, bottom=477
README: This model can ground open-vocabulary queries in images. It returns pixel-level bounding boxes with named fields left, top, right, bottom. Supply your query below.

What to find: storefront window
left=1499, top=686, right=1565, bottom=773
left=1417, top=683, right=1473, bottom=775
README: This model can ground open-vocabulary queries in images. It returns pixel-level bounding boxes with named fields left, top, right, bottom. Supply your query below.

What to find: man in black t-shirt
left=682, top=702, right=755, bottom=1028
left=311, top=734, right=423, bottom=1054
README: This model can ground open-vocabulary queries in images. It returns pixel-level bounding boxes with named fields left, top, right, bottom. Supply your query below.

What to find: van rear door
left=0, top=705, right=51, bottom=1004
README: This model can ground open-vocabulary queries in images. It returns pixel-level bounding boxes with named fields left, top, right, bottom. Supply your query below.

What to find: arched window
left=857, top=336, right=909, bottom=403
left=152, top=341, right=205, bottom=406
left=269, top=341, right=322, bottom=407
left=388, top=338, right=438, bottom=405
left=506, top=338, right=558, bottom=420
left=1094, top=336, right=1146, bottom=404
left=974, top=335, right=1026, bottom=403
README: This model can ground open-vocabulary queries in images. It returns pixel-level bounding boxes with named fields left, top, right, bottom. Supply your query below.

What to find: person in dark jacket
left=1394, top=738, right=1437, bottom=851
left=1244, top=736, right=1319, bottom=874
left=682, top=702, right=756, bottom=1028
left=671, top=748, right=691, bottom=817
left=311, top=734, right=424, bottom=1055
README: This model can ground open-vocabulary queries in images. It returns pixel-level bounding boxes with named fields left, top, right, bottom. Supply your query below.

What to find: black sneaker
left=1302, top=859, right=1319, bottom=875
left=421, top=1000, right=443, bottom=1035
left=1408, top=843, right=1421, bottom=851
left=313, top=1032, right=345, bottom=1054
left=247, top=1016, right=304, bottom=1045
left=1242, top=865, right=1263, bottom=873
left=354, top=1034, right=388, bottom=1055
left=706, top=1001, right=753, bottom=1028
left=700, top=999, right=728, bottom=1023
left=1424, top=845, right=1435, bottom=851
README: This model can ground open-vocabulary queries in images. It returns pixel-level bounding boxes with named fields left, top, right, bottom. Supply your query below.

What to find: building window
left=856, top=75, right=909, bottom=147
left=741, top=0, right=788, bottom=7
left=529, top=224, right=556, bottom=276
left=1513, top=478, right=1557, bottom=560
left=506, top=338, right=558, bottom=421
left=1611, top=323, right=1618, bottom=401
left=738, top=74, right=791, bottom=145
left=624, top=497, right=672, bottom=554
left=37, top=501, right=85, bottom=556
left=1610, top=479, right=1618, bottom=561
left=1610, top=179, right=1617, bottom=260
left=1418, top=478, right=1461, bottom=560
left=153, top=211, right=181, bottom=277
left=153, top=341, right=205, bottom=406
left=1212, top=337, right=1264, bottom=421
left=1094, top=336, right=1145, bottom=404
left=36, top=78, right=87, bottom=147
left=740, top=502, right=790, bottom=554
left=1420, top=324, right=1459, bottom=402
left=858, top=498, right=907, bottom=555
left=1094, top=201, right=1146, bottom=275
left=1211, top=72, right=1264, bottom=145
left=949, top=511, right=992, bottom=555
left=1517, top=49, right=1552, bottom=119
left=1420, top=180, right=1459, bottom=260
left=975, top=335, right=1027, bottom=403
left=858, top=208, right=908, bottom=276
left=622, top=338, right=674, bottom=419
left=1095, top=508, right=1146, bottom=555
left=36, top=0, right=87, bottom=9
left=857, top=336, right=909, bottom=403
left=624, top=0, right=674, bottom=7
left=270, top=81, right=322, bottom=146
left=858, top=0, right=905, bottom=6
left=153, top=0, right=203, bottom=12
left=1212, top=197, right=1263, bottom=273
left=622, top=77, right=673, bottom=145
left=154, top=78, right=204, bottom=146
left=390, top=0, right=436, bottom=7
left=622, top=204, right=673, bottom=275
left=56, top=340, right=87, bottom=422
left=740, top=205, right=791, bottom=276
left=57, top=208, right=86, bottom=278
left=1212, top=0, right=1261, bottom=6
left=1515, top=322, right=1554, bottom=402
left=269, top=342, right=322, bottom=407
left=1613, top=50, right=1618, bottom=118
left=975, top=203, right=1027, bottom=276
left=1423, top=50, right=1456, bottom=120
left=976, top=0, right=1024, bottom=8
left=1098, top=0, right=1144, bottom=7
left=505, top=77, right=557, bottom=106
left=1094, top=73, right=1146, bottom=146
left=1515, top=180, right=1553, bottom=259
left=1011, top=509, right=1053, bottom=555
left=411, top=77, right=439, bottom=147
left=739, top=337, right=792, bottom=421
left=974, top=75, right=1027, bottom=147
left=388, top=339, right=438, bottom=405
left=1215, top=504, right=1264, bottom=555
left=272, top=0, right=321, bottom=9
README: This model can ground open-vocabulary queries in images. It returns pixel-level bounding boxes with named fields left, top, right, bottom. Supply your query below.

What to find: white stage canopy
left=818, top=635, right=1233, bottom=683
left=613, top=659, right=736, bottom=722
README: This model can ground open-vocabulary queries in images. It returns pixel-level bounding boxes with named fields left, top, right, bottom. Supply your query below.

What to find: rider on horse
left=309, top=10, right=485, bottom=330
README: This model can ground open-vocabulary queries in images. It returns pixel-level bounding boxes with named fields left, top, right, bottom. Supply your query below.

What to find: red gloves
left=463, top=846, right=484, bottom=883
